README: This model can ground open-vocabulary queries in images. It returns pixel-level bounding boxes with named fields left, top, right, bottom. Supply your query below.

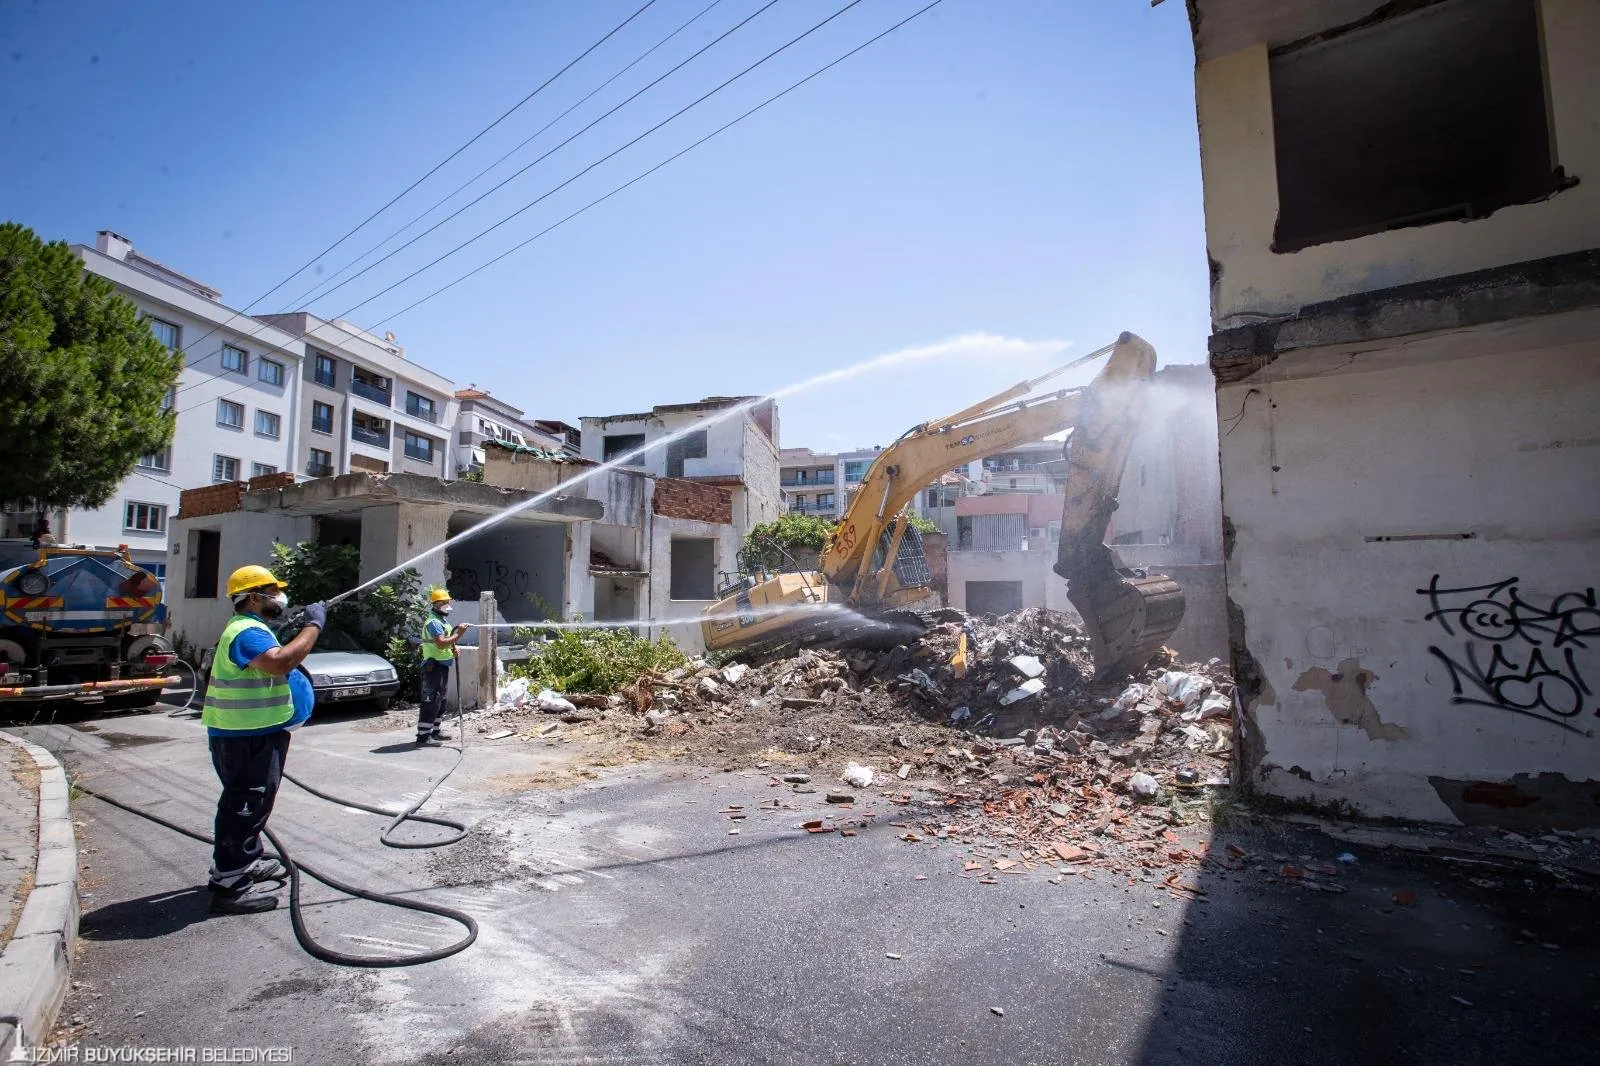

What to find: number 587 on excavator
left=700, top=332, right=1186, bottom=679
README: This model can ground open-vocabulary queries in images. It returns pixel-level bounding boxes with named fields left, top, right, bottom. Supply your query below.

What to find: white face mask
left=260, top=591, right=289, bottom=619
left=436, top=603, right=453, bottom=616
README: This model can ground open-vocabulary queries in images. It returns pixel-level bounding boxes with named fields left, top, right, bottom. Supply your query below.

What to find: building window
left=123, top=501, right=166, bottom=533
left=311, top=401, right=334, bottom=434
left=403, top=431, right=435, bottom=463
left=188, top=529, right=220, bottom=599
left=665, top=429, right=708, bottom=478
left=258, top=357, right=284, bottom=386
left=251, top=462, right=278, bottom=478
left=307, top=448, right=334, bottom=478
left=817, top=492, right=835, bottom=510
left=160, top=385, right=175, bottom=411
left=212, top=455, right=239, bottom=482
left=790, top=495, right=808, bottom=512
left=220, top=345, right=247, bottom=374
left=351, top=367, right=391, bottom=403
left=603, top=433, right=646, bottom=464
left=313, top=352, right=337, bottom=388
left=843, top=459, right=871, bottom=483
left=254, top=410, right=281, bottom=439
left=217, top=399, right=244, bottom=429
left=405, top=392, right=437, bottom=422
left=138, top=447, right=171, bottom=473
left=669, top=537, right=715, bottom=600
left=147, top=317, right=179, bottom=349
left=1270, top=0, right=1563, bottom=253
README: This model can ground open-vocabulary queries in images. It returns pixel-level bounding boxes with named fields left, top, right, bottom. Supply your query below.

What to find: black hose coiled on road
left=73, top=673, right=478, bottom=967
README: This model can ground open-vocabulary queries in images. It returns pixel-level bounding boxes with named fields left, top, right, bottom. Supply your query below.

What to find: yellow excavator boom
left=702, top=333, right=1185, bottom=677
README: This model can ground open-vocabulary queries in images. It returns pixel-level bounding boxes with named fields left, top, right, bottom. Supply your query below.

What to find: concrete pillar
left=357, top=503, right=452, bottom=592
left=477, top=591, right=497, bottom=711
left=565, top=521, right=593, bottom=619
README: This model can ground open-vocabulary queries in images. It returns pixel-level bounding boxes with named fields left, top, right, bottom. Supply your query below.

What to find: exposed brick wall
left=654, top=477, right=732, bottom=525
left=177, top=482, right=245, bottom=519
left=248, top=471, right=296, bottom=493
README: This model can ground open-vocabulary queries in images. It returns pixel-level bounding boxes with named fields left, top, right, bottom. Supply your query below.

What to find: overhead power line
left=289, top=0, right=729, bottom=312
left=172, top=0, right=939, bottom=422
left=168, top=0, right=661, bottom=386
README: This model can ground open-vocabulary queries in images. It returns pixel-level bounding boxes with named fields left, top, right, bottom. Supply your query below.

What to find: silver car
left=296, top=625, right=401, bottom=711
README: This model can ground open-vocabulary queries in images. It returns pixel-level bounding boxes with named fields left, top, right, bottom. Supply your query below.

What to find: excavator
left=700, top=332, right=1186, bottom=678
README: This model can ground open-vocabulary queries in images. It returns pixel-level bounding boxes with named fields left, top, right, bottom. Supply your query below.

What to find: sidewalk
left=0, top=731, right=78, bottom=1059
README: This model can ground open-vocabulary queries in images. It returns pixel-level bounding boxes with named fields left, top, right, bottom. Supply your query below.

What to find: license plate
left=331, top=685, right=372, bottom=699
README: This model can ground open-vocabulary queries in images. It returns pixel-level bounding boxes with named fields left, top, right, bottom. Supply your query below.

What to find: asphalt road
left=12, top=704, right=1600, bottom=1065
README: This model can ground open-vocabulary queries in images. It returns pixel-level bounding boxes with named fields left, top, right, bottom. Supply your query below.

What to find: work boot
left=209, top=888, right=279, bottom=915
left=429, top=728, right=454, bottom=742
left=247, top=857, right=288, bottom=883
left=415, top=734, right=443, bottom=747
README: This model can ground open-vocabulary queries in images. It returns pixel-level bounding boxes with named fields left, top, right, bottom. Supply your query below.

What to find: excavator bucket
left=1066, top=570, right=1186, bottom=680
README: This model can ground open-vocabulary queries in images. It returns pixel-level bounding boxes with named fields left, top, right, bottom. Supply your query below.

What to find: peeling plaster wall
left=1195, top=0, right=1600, bottom=329
left=1220, top=318, right=1600, bottom=824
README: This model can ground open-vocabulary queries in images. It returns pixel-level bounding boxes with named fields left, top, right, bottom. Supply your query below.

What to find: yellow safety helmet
left=226, top=564, right=287, bottom=599
left=429, top=588, right=452, bottom=605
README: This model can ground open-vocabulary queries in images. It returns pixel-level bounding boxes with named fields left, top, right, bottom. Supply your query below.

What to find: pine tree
left=0, top=222, right=183, bottom=510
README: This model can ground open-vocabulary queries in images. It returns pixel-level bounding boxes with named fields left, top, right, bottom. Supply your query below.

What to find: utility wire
left=172, top=0, right=933, bottom=421
left=289, top=0, right=728, bottom=312
left=278, top=0, right=790, bottom=314
left=168, top=0, right=661, bottom=386
left=369, top=0, right=945, bottom=330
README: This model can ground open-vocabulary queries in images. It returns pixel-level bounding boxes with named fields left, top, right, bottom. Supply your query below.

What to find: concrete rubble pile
left=491, top=607, right=1237, bottom=877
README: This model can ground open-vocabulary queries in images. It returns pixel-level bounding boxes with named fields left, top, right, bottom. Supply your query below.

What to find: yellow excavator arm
left=702, top=333, right=1185, bottom=677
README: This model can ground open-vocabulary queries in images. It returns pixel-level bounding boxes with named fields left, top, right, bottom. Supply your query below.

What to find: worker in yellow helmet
left=199, top=564, right=325, bottom=914
left=416, top=587, right=469, bottom=746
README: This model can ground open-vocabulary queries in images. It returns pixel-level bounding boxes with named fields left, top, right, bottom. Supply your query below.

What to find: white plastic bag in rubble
left=496, top=676, right=532, bottom=710
left=535, top=687, right=577, bottom=715
left=1112, top=683, right=1148, bottom=713
left=841, top=762, right=875, bottom=788
left=1154, top=671, right=1211, bottom=711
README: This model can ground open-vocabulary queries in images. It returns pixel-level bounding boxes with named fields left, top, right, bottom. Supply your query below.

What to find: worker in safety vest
left=417, top=588, right=469, bottom=745
left=200, top=565, right=325, bottom=914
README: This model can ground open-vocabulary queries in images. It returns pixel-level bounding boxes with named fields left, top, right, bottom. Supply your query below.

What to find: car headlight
left=310, top=673, right=331, bottom=686
left=17, top=572, right=48, bottom=596
left=373, top=667, right=397, bottom=682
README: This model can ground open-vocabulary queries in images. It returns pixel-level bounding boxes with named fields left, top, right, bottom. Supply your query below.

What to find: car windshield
left=279, top=625, right=367, bottom=653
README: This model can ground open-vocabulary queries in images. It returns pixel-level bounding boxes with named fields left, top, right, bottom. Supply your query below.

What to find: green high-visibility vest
left=421, top=615, right=454, bottom=662
left=201, top=615, right=295, bottom=732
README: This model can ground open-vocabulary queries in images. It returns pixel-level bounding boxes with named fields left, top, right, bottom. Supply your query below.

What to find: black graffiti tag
left=1418, top=575, right=1600, bottom=735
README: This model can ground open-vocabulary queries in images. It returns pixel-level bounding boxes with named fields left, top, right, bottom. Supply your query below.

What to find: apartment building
left=453, top=387, right=544, bottom=477
left=778, top=448, right=841, bottom=518
left=5, top=231, right=307, bottom=576
left=581, top=396, right=782, bottom=540
left=530, top=419, right=583, bottom=458
left=1188, top=0, right=1599, bottom=826
left=254, top=313, right=455, bottom=481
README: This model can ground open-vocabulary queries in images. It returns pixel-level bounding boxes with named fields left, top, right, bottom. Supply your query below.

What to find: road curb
left=0, top=731, right=78, bottom=1060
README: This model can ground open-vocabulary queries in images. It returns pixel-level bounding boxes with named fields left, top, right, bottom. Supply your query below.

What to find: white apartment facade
left=453, top=387, right=566, bottom=477
left=254, top=313, right=456, bottom=482
left=778, top=448, right=842, bottom=518
left=12, top=231, right=308, bottom=576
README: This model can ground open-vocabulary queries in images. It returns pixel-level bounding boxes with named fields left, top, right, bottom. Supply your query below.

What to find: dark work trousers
left=208, top=729, right=291, bottom=894
left=418, top=659, right=451, bottom=738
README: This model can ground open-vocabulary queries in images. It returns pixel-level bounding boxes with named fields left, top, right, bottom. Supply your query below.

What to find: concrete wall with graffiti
left=1220, top=313, right=1600, bottom=827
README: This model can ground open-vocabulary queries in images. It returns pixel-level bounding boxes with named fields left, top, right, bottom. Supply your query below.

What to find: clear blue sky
left=0, top=0, right=1208, bottom=451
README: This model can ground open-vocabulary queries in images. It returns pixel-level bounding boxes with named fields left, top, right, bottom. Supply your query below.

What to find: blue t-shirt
left=206, top=616, right=314, bottom=737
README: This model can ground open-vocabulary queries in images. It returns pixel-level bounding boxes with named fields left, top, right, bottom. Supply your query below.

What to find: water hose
left=72, top=664, right=477, bottom=967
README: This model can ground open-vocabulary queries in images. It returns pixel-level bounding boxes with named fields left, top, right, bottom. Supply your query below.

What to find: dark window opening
left=188, top=529, right=220, bottom=599
left=1270, top=0, right=1566, bottom=254
left=669, top=537, right=715, bottom=600
left=603, top=433, right=646, bottom=464
left=665, top=430, right=708, bottom=478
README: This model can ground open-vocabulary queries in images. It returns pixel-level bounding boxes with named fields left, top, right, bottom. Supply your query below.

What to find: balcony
left=305, top=462, right=335, bottom=479
left=351, top=376, right=392, bottom=405
left=781, top=473, right=835, bottom=487
left=351, top=424, right=390, bottom=448
left=405, top=396, right=439, bottom=423
left=788, top=502, right=836, bottom=515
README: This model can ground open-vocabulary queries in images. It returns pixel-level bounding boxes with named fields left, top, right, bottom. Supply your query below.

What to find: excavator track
left=1067, top=571, right=1186, bottom=679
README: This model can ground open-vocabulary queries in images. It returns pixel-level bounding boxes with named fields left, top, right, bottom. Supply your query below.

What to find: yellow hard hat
left=226, top=564, right=286, bottom=599
left=429, top=588, right=452, bottom=604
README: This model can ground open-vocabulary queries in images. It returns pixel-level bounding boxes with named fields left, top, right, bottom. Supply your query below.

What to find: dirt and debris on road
left=481, top=607, right=1238, bottom=878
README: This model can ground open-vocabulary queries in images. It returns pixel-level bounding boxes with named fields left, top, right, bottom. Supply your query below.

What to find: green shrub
left=508, top=628, right=687, bottom=694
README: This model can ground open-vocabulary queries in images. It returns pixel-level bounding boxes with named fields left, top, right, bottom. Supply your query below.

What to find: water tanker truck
left=0, top=540, right=178, bottom=709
